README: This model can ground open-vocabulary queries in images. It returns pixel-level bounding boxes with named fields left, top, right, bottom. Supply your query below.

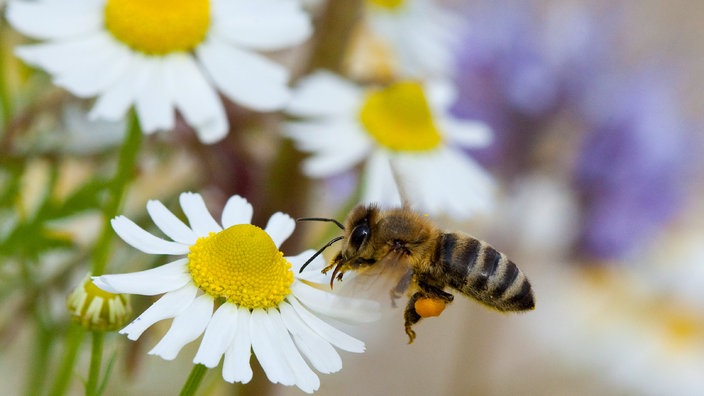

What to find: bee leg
left=419, top=281, right=454, bottom=303
left=390, top=270, right=413, bottom=308
left=404, top=283, right=455, bottom=343
left=404, top=293, right=422, bottom=344
left=321, top=263, right=335, bottom=274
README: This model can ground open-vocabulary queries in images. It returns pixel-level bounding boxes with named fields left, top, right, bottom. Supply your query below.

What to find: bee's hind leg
left=404, top=293, right=423, bottom=344
left=404, top=283, right=454, bottom=344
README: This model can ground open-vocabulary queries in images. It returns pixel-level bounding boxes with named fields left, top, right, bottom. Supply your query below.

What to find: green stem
left=84, top=111, right=142, bottom=396
left=49, top=324, right=85, bottom=396
left=85, top=332, right=104, bottom=396
left=179, top=364, right=208, bottom=396
left=18, top=257, right=54, bottom=396
left=0, top=23, right=13, bottom=133
left=26, top=301, right=54, bottom=396
left=91, top=110, right=142, bottom=276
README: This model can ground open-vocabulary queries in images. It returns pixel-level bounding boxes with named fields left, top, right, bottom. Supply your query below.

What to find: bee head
left=296, top=204, right=381, bottom=274
left=333, top=204, right=381, bottom=269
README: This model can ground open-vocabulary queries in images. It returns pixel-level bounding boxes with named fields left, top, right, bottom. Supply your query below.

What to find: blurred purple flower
left=573, top=69, right=694, bottom=260
left=450, top=2, right=619, bottom=172
left=449, top=1, right=696, bottom=261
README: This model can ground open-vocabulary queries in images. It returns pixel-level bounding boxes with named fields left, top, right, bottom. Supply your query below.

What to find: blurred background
left=2, top=0, right=704, bottom=395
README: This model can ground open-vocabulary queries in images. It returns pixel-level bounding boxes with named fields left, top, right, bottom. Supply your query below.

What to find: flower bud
left=66, top=274, right=131, bottom=331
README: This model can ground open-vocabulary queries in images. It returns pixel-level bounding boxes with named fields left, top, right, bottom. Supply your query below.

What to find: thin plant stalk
left=85, top=110, right=142, bottom=396
left=180, top=364, right=208, bottom=396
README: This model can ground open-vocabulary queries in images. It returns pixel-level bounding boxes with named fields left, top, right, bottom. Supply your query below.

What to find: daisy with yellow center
left=6, top=0, right=312, bottom=144
left=92, top=192, right=379, bottom=393
left=284, top=71, right=494, bottom=218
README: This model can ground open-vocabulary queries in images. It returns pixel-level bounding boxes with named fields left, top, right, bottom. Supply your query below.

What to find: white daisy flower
left=348, top=0, right=462, bottom=79
left=6, top=0, right=312, bottom=144
left=285, top=71, right=494, bottom=219
left=92, top=192, right=379, bottom=393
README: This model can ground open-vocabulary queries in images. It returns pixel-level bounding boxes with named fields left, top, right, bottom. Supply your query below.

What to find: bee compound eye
left=349, top=223, right=370, bottom=249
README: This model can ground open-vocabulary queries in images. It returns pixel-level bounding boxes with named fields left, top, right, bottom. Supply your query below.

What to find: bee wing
left=333, top=252, right=414, bottom=311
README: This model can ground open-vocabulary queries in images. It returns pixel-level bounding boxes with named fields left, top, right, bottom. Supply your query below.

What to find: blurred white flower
left=285, top=71, right=494, bottom=219
left=93, top=192, right=379, bottom=393
left=6, top=0, right=312, bottom=144
left=347, top=0, right=462, bottom=79
left=530, top=259, right=704, bottom=396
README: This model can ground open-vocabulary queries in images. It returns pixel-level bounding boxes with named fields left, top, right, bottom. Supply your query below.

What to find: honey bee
left=298, top=204, right=535, bottom=343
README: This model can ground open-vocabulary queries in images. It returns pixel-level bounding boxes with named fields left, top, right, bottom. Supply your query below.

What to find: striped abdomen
left=434, top=232, right=534, bottom=311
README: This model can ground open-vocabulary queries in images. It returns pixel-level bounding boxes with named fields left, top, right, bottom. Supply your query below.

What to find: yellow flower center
left=187, top=224, right=294, bottom=309
left=359, top=81, right=442, bottom=152
left=368, top=0, right=405, bottom=10
left=104, top=0, right=211, bottom=55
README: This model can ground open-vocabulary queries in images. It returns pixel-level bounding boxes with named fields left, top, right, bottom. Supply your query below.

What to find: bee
left=298, top=204, right=535, bottom=343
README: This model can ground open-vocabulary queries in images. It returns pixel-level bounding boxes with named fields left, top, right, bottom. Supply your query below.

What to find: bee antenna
left=296, top=217, right=345, bottom=230
left=299, top=236, right=344, bottom=273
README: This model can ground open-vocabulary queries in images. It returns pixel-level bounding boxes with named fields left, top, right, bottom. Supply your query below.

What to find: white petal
left=15, top=33, right=132, bottom=98
left=90, top=53, right=153, bottom=122
left=178, top=192, right=222, bottom=237
left=286, top=71, right=362, bottom=117
left=291, top=282, right=381, bottom=323
left=284, top=119, right=365, bottom=153
left=149, top=294, right=214, bottom=360
left=213, top=0, right=312, bottom=51
left=55, top=39, right=133, bottom=98
left=223, top=307, right=253, bottom=383
left=301, top=148, right=369, bottom=179
left=280, top=302, right=342, bottom=374
left=394, top=149, right=494, bottom=218
left=294, top=270, right=331, bottom=287
left=269, top=309, right=320, bottom=393
left=264, top=212, right=295, bottom=249
left=361, top=151, right=402, bottom=208
left=197, top=36, right=290, bottom=112
left=284, top=120, right=371, bottom=178
left=441, top=118, right=493, bottom=148
left=425, top=79, right=458, bottom=112
left=92, top=258, right=189, bottom=295
left=134, top=58, right=175, bottom=133
left=111, top=216, right=190, bottom=255
left=120, top=284, right=198, bottom=340
left=287, top=249, right=326, bottom=274
left=163, top=53, right=229, bottom=143
left=287, top=298, right=365, bottom=353
left=146, top=200, right=197, bottom=245
left=193, top=303, right=239, bottom=368
left=249, top=309, right=295, bottom=385
left=6, top=0, right=103, bottom=40
left=221, top=195, right=253, bottom=228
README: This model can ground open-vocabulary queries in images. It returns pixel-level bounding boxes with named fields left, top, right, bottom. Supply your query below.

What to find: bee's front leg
left=321, top=264, right=333, bottom=274
left=322, top=263, right=347, bottom=289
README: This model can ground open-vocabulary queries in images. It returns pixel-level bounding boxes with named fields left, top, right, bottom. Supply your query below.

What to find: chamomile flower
left=347, top=0, right=462, bottom=79
left=92, top=192, right=378, bottom=393
left=285, top=71, right=494, bottom=219
left=6, top=0, right=312, bottom=144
